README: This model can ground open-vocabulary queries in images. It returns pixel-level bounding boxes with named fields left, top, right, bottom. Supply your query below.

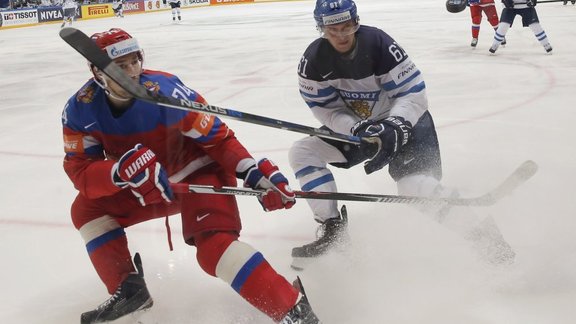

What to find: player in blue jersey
left=289, top=0, right=515, bottom=270
left=62, top=28, right=320, bottom=324
left=489, top=0, right=552, bottom=53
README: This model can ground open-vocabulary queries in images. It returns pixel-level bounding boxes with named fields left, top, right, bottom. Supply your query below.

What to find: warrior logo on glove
left=112, top=144, right=174, bottom=206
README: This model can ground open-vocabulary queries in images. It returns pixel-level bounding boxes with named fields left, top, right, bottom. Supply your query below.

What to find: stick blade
left=465, top=160, right=538, bottom=206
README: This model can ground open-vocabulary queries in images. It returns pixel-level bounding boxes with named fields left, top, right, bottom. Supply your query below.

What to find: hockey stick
left=170, top=160, right=538, bottom=206
left=58, top=27, right=361, bottom=145
left=537, top=0, right=572, bottom=3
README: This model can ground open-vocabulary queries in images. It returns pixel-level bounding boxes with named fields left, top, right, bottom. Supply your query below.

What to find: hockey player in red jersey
left=467, top=0, right=504, bottom=47
left=62, top=28, right=320, bottom=324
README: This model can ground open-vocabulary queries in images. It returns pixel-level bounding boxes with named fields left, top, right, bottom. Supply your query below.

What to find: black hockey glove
left=503, top=0, right=514, bottom=8
left=351, top=116, right=412, bottom=175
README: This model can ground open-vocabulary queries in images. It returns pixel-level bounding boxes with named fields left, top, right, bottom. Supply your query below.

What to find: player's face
left=323, top=21, right=359, bottom=53
left=105, top=52, right=142, bottom=100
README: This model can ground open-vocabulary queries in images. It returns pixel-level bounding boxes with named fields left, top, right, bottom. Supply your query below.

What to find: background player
left=164, top=0, right=181, bottom=21
left=289, top=0, right=515, bottom=270
left=112, top=0, right=124, bottom=18
left=467, top=0, right=503, bottom=47
left=62, top=28, right=320, bottom=324
left=490, top=0, right=552, bottom=53
left=60, top=0, right=77, bottom=28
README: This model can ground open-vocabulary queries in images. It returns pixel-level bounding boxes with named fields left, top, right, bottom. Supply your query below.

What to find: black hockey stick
left=537, top=0, right=572, bottom=3
left=58, top=27, right=361, bottom=145
left=170, top=160, right=538, bottom=206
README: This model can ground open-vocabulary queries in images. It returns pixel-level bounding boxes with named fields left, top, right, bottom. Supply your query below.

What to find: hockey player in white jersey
left=164, top=0, right=181, bottom=21
left=61, top=0, right=78, bottom=28
left=489, top=0, right=552, bottom=53
left=289, top=0, right=515, bottom=269
left=112, top=0, right=124, bottom=18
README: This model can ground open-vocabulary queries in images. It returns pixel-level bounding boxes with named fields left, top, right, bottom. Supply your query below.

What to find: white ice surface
left=1, top=0, right=576, bottom=323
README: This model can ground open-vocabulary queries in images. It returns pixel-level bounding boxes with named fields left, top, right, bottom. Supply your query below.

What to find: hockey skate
left=501, top=37, right=507, bottom=46
left=81, top=253, right=153, bottom=324
left=466, top=216, right=515, bottom=266
left=280, top=277, right=321, bottom=324
left=544, top=43, right=553, bottom=53
left=291, top=206, right=349, bottom=270
left=470, top=38, right=478, bottom=47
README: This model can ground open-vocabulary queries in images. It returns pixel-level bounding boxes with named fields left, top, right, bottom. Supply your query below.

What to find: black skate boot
left=291, top=206, right=349, bottom=270
left=81, top=253, right=153, bottom=324
left=280, top=277, right=321, bottom=324
left=470, top=38, right=478, bottom=47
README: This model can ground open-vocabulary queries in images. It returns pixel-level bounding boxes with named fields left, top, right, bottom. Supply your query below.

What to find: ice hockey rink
left=1, top=0, right=575, bottom=323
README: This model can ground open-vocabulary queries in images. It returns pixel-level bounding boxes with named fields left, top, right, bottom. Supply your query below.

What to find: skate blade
left=290, top=257, right=315, bottom=271
left=122, top=298, right=154, bottom=324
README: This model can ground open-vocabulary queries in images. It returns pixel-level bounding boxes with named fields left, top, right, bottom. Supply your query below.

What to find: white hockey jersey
left=297, top=25, right=428, bottom=135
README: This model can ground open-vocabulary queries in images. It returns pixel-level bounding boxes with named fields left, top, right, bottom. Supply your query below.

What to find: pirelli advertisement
left=81, top=4, right=114, bottom=19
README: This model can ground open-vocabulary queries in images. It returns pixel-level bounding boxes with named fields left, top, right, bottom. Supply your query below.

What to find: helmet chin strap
left=93, top=72, right=133, bottom=102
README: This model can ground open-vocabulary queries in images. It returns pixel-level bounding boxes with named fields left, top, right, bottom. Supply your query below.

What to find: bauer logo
left=322, top=11, right=351, bottom=25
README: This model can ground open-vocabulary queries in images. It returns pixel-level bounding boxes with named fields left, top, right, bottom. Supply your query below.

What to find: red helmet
left=90, top=28, right=142, bottom=60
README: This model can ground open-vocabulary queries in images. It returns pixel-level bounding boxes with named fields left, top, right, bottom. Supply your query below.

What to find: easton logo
left=123, top=149, right=155, bottom=179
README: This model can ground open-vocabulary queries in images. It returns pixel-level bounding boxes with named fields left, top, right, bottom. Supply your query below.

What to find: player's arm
left=297, top=55, right=358, bottom=135
left=376, top=39, right=428, bottom=127
left=169, top=79, right=295, bottom=211
left=350, top=36, right=425, bottom=174
left=62, top=102, right=121, bottom=199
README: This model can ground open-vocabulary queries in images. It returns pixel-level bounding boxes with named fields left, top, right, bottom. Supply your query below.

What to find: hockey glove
left=112, top=144, right=174, bottom=206
left=241, top=159, right=296, bottom=212
left=526, top=0, right=536, bottom=7
left=351, top=116, right=412, bottom=175
left=503, top=0, right=514, bottom=8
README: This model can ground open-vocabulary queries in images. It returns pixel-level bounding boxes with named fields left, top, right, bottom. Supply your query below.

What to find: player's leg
left=170, top=2, right=177, bottom=21
left=523, top=10, right=552, bottom=52
left=71, top=191, right=179, bottom=323
left=484, top=5, right=505, bottom=45
left=470, top=6, right=482, bottom=47
left=181, top=167, right=320, bottom=322
left=288, top=134, right=361, bottom=269
left=489, top=9, right=513, bottom=53
left=391, top=112, right=515, bottom=265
